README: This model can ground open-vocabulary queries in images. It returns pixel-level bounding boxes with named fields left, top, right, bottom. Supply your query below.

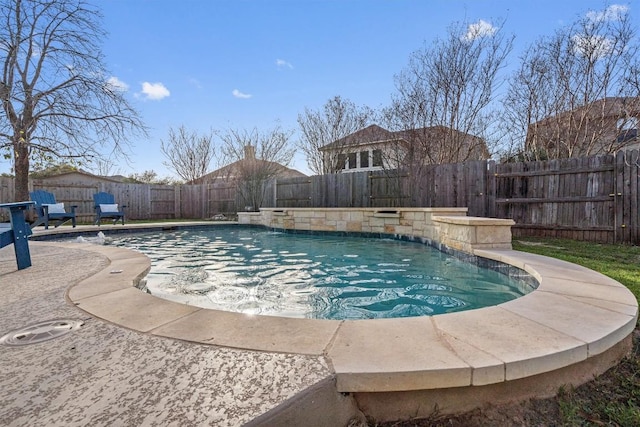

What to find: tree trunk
left=13, top=143, right=30, bottom=202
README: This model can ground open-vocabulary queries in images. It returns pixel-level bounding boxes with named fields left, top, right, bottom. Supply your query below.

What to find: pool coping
left=34, top=222, right=639, bottom=393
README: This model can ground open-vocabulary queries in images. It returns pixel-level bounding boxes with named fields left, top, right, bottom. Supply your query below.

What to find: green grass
left=513, top=237, right=640, bottom=426
left=512, top=237, right=640, bottom=300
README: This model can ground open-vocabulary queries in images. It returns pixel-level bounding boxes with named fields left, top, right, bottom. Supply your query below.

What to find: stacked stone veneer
left=432, top=215, right=516, bottom=253
left=238, top=208, right=516, bottom=253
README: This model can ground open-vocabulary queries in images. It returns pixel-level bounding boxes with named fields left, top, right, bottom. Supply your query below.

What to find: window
left=617, top=128, right=638, bottom=143
left=617, top=117, right=639, bottom=143
left=336, top=154, right=347, bottom=170
left=348, top=152, right=357, bottom=169
left=372, top=149, right=383, bottom=167
left=617, top=117, right=638, bottom=130
left=360, top=151, right=369, bottom=168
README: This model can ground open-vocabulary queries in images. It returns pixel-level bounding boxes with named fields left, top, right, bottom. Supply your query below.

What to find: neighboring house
left=32, top=169, right=126, bottom=186
left=319, top=124, right=489, bottom=173
left=189, top=145, right=306, bottom=184
left=319, top=125, right=392, bottom=173
left=525, top=97, right=640, bottom=158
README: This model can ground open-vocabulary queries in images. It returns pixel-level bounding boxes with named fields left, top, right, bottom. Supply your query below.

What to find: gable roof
left=189, top=157, right=306, bottom=184
left=532, top=97, right=640, bottom=125
left=319, top=125, right=398, bottom=151
left=32, top=169, right=125, bottom=183
left=526, top=97, right=640, bottom=156
left=320, top=124, right=489, bottom=161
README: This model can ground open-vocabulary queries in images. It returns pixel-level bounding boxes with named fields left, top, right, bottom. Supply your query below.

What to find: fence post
left=486, top=160, right=496, bottom=218
left=630, top=149, right=640, bottom=244
left=174, top=185, right=181, bottom=220
left=272, top=178, right=277, bottom=207
left=614, top=151, right=625, bottom=243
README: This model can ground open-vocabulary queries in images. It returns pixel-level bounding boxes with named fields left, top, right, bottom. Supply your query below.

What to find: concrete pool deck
left=1, top=222, right=638, bottom=425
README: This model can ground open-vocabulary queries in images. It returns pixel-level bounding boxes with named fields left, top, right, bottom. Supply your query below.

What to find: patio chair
left=29, top=190, right=77, bottom=230
left=0, top=201, right=34, bottom=270
left=93, top=192, right=126, bottom=225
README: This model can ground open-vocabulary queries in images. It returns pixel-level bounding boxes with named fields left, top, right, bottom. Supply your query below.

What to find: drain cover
left=0, top=319, right=84, bottom=346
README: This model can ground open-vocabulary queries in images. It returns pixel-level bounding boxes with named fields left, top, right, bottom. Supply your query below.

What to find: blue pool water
left=109, top=226, right=532, bottom=320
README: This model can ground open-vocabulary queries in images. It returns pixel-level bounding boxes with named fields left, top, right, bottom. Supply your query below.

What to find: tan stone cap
left=63, top=242, right=637, bottom=394
left=432, top=215, right=516, bottom=226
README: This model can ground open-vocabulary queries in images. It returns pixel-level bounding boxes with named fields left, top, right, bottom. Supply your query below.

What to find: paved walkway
left=0, top=240, right=337, bottom=427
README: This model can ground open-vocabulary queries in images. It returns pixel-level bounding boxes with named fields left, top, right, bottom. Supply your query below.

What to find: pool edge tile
left=48, top=242, right=152, bottom=301
left=74, top=287, right=201, bottom=332
left=328, top=318, right=472, bottom=392
left=538, top=276, right=637, bottom=305
left=501, top=291, right=638, bottom=358
left=438, top=332, right=506, bottom=386
left=433, top=307, right=589, bottom=382
left=151, top=309, right=341, bottom=356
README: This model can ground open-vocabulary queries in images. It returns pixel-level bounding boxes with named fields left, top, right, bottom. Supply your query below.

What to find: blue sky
left=2, top=0, right=638, bottom=178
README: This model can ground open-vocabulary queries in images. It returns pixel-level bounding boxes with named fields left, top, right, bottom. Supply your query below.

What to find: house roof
left=319, top=125, right=398, bottom=151
left=32, top=169, right=125, bottom=183
left=396, top=125, right=478, bottom=143
left=189, top=157, right=307, bottom=184
left=320, top=124, right=489, bottom=161
left=525, top=97, right=640, bottom=156
left=532, top=97, right=640, bottom=125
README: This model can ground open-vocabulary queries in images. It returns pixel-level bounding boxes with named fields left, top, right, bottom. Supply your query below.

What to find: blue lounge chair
left=29, top=190, right=77, bottom=229
left=0, top=201, right=35, bottom=270
left=93, top=192, right=126, bottom=225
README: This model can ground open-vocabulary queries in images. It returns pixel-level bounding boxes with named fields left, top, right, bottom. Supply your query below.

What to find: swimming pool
left=107, top=226, right=534, bottom=320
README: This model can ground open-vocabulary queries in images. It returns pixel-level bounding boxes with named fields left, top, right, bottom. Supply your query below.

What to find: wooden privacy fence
left=269, top=160, right=492, bottom=217
left=269, top=151, right=639, bottom=244
left=0, top=150, right=638, bottom=243
left=0, top=180, right=179, bottom=224
left=0, top=179, right=251, bottom=222
left=491, top=151, right=638, bottom=244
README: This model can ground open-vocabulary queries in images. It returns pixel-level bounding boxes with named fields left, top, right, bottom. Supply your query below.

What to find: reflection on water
left=109, top=227, right=531, bottom=320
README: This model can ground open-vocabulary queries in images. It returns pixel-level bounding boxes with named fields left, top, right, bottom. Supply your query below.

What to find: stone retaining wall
left=238, top=208, right=516, bottom=253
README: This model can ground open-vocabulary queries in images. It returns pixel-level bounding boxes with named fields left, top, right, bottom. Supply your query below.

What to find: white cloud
left=232, top=89, right=252, bottom=99
left=586, top=4, right=628, bottom=23
left=139, top=82, right=170, bottom=100
left=572, top=34, right=615, bottom=59
left=463, top=19, right=497, bottom=42
left=188, top=77, right=202, bottom=89
left=573, top=5, right=628, bottom=59
left=276, top=59, right=293, bottom=69
left=106, top=76, right=129, bottom=92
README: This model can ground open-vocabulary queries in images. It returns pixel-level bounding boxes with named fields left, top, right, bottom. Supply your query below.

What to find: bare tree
left=500, top=45, right=554, bottom=161
left=89, top=158, right=121, bottom=177
left=218, top=125, right=295, bottom=211
left=503, top=4, right=639, bottom=160
left=381, top=18, right=512, bottom=206
left=297, top=96, right=374, bottom=175
left=29, top=162, right=78, bottom=178
left=0, top=0, right=146, bottom=202
left=386, top=18, right=513, bottom=167
left=161, top=125, right=216, bottom=182
left=126, top=170, right=176, bottom=185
